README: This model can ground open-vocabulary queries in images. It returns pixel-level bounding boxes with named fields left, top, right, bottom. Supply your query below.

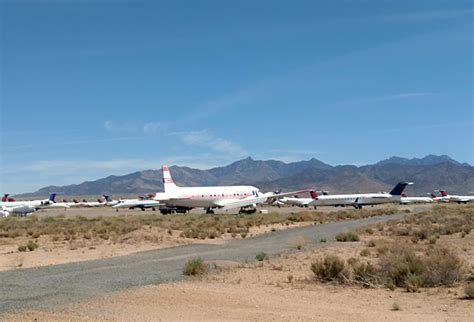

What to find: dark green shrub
left=255, top=252, right=268, bottom=261
left=183, top=257, right=209, bottom=276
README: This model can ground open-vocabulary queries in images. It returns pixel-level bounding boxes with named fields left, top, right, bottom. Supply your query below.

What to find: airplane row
left=275, top=190, right=474, bottom=208
left=1, top=165, right=473, bottom=217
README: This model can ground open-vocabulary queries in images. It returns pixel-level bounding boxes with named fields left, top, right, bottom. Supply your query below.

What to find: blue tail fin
left=389, top=182, right=413, bottom=195
left=48, top=193, right=57, bottom=202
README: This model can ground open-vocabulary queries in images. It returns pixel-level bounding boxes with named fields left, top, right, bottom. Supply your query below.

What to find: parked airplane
left=0, top=193, right=60, bottom=216
left=112, top=198, right=161, bottom=211
left=308, top=182, right=413, bottom=209
left=399, top=193, right=433, bottom=204
left=153, top=165, right=309, bottom=214
left=278, top=191, right=319, bottom=208
left=439, top=190, right=474, bottom=204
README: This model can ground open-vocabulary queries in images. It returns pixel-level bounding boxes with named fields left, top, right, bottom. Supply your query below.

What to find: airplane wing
left=215, top=190, right=310, bottom=211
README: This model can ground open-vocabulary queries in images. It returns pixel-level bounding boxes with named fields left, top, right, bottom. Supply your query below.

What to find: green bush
left=18, top=245, right=27, bottom=252
left=26, top=240, right=39, bottom=251
left=183, top=257, right=209, bottom=276
left=405, top=273, right=423, bottom=292
left=255, top=252, right=268, bottom=261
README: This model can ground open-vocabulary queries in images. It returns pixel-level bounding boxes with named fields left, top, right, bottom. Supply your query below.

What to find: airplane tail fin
left=2, top=194, right=8, bottom=202
left=310, top=191, right=318, bottom=199
left=48, top=193, right=57, bottom=202
left=430, top=193, right=437, bottom=198
left=162, top=165, right=179, bottom=193
left=439, top=190, right=448, bottom=197
left=389, top=182, right=412, bottom=196
left=103, top=195, right=110, bottom=202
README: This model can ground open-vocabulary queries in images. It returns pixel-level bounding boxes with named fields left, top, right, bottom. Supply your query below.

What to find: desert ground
left=1, top=204, right=472, bottom=320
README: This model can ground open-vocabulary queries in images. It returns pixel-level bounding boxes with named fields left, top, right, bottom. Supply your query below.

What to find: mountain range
left=26, top=155, right=474, bottom=197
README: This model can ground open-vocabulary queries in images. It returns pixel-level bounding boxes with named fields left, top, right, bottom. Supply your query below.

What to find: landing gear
left=160, top=206, right=191, bottom=215
left=238, top=206, right=257, bottom=215
left=206, top=208, right=215, bottom=214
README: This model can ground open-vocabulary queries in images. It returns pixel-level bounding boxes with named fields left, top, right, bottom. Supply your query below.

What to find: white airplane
left=0, top=193, right=65, bottom=217
left=112, top=197, right=161, bottom=211
left=278, top=191, right=320, bottom=207
left=308, top=182, right=413, bottom=209
left=153, top=165, right=309, bottom=214
left=399, top=193, right=433, bottom=204
left=438, top=190, right=474, bottom=204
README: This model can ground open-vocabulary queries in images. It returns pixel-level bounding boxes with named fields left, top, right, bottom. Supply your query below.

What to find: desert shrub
left=311, top=255, right=347, bottom=283
left=428, top=235, right=437, bottom=244
left=350, top=260, right=378, bottom=286
left=319, top=238, right=327, bottom=243
left=287, top=274, right=294, bottom=283
left=360, top=249, right=370, bottom=257
left=335, top=232, right=359, bottom=242
left=391, top=302, right=401, bottom=311
left=379, top=246, right=425, bottom=288
left=255, top=252, right=268, bottom=261
left=183, top=257, right=208, bottom=276
left=405, top=273, right=423, bottom=292
left=464, top=283, right=474, bottom=299
left=26, top=240, right=39, bottom=251
left=378, top=245, right=465, bottom=289
left=17, top=245, right=27, bottom=252
left=367, top=240, right=376, bottom=247
left=421, top=248, right=465, bottom=287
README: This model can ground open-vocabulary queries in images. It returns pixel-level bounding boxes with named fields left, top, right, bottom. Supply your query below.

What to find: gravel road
left=0, top=212, right=409, bottom=312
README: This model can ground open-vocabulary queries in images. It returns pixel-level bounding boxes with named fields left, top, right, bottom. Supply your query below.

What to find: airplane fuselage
left=154, top=186, right=260, bottom=208
left=309, top=193, right=398, bottom=207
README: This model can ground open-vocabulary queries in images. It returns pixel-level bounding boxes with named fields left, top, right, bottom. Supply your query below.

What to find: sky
left=0, top=0, right=473, bottom=193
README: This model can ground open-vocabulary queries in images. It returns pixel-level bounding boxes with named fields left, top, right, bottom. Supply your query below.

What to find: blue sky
left=1, top=0, right=473, bottom=193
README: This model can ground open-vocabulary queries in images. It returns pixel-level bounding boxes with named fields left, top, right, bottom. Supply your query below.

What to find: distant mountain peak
left=377, top=154, right=462, bottom=166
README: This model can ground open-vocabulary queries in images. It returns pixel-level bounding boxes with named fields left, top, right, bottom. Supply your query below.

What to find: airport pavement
left=0, top=211, right=413, bottom=313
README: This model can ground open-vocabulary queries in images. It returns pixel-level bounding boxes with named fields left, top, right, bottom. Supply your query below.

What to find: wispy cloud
left=379, top=121, right=473, bottom=134
left=104, top=120, right=166, bottom=135
left=378, top=9, right=473, bottom=22
left=180, top=130, right=248, bottom=157
left=366, top=92, right=434, bottom=103
left=4, top=136, right=148, bottom=150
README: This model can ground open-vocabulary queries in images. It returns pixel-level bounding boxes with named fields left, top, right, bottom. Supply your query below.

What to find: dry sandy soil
left=4, top=214, right=473, bottom=321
